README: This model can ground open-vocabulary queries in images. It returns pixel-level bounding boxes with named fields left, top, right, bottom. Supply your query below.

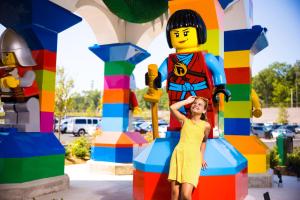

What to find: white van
left=66, top=117, right=101, bottom=136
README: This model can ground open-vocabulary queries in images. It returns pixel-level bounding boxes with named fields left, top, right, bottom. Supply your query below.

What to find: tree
left=252, top=65, right=277, bottom=107
left=252, top=62, right=297, bottom=107
left=276, top=104, right=289, bottom=124
left=135, top=87, right=169, bottom=111
left=55, top=67, right=74, bottom=139
left=69, top=90, right=101, bottom=116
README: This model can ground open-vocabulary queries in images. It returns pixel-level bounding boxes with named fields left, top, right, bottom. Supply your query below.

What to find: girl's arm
left=170, top=96, right=196, bottom=124
left=200, top=122, right=211, bottom=169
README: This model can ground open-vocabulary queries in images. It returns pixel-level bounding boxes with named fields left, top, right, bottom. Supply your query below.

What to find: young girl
left=168, top=96, right=210, bottom=200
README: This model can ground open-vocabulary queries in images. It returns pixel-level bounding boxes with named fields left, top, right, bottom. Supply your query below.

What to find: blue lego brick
left=101, top=117, right=129, bottom=132
left=89, top=43, right=150, bottom=65
left=224, top=118, right=251, bottom=135
left=0, top=0, right=81, bottom=33
left=218, top=0, right=235, bottom=9
left=0, top=129, right=64, bottom=158
left=0, top=0, right=81, bottom=51
left=134, top=137, right=247, bottom=176
left=17, top=26, right=58, bottom=51
left=91, top=146, right=133, bottom=163
left=102, top=104, right=129, bottom=118
left=225, top=25, right=268, bottom=53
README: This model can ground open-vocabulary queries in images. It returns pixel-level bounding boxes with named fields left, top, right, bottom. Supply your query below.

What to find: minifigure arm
left=158, top=58, right=168, bottom=83
left=20, top=70, right=35, bottom=87
left=205, top=53, right=226, bottom=86
left=205, top=53, right=231, bottom=102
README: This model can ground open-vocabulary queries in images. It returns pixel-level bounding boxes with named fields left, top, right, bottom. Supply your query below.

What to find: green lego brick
left=227, top=84, right=251, bottom=101
left=105, top=61, right=135, bottom=76
left=35, top=70, right=56, bottom=91
left=0, top=154, right=64, bottom=183
left=224, top=101, right=251, bottom=118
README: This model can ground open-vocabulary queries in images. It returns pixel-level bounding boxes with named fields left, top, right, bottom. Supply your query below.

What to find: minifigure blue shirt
left=158, top=53, right=226, bottom=86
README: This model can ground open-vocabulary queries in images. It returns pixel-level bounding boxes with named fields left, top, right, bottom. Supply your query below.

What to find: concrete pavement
left=35, top=164, right=300, bottom=200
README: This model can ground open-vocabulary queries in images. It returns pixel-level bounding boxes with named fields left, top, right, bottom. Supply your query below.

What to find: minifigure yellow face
left=170, top=27, right=198, bottom=50
left=1, top=52, right=17, bottom=67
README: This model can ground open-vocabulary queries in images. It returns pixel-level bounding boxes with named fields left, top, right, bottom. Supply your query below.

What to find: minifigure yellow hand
left=2, top=76, right=19, bottom=88
left=133, top=106, right=142, bottom=116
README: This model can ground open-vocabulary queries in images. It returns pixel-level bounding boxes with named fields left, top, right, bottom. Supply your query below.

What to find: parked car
left=89, top=121, right=102, bottom=136
left=135, top=121, right=168, bottom=137
left=271, top=128, right=296, bottom=138
left=295, top=126, right=300, bottom=134
left=60, top=120, right=69, bottom=133
left=251, top=126, right=270, bottom=138
left=66, top=117, right=101, bottom=136
left=280, top=124, right=299, bottom=133
left=264, top=124, right=281, bottom=132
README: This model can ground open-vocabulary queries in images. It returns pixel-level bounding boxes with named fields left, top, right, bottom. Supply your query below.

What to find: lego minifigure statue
left=128, top=74, right=142, bottom=131
left=146, top=9, right=231, bottom=136
left=0, top=28, right=40, bottom=132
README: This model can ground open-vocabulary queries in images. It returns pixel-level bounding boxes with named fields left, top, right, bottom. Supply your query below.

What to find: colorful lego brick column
left=0, top=0, right=81, bottom=198
left=224, top=26, right=269, bottom=174
left=133, top=1, right=248, bottom=199
left=89, top=43, right=148, bottom=164
left=222, top=0, right=269, bottom=174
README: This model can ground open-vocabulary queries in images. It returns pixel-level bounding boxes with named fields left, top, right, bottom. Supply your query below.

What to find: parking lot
left=54, top=130, right=300, bottom=150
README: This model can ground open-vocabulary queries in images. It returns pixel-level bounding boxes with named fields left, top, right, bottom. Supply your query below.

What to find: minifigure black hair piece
left=166, top=9, right=207, bottom=48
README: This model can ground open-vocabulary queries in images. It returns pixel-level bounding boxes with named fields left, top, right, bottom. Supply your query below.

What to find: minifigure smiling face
left=170, top=27, right=198, bottom=50
left=166, top=9, right=207, bottom=52
left=1, top=52, right=17, bottom=67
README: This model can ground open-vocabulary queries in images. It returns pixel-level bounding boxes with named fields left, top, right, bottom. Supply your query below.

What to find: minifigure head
left=1, top=52, right=17, bottom=67
left=0, top=28, right=36, bottom=67
left=190, top=96, right=208, bottom=120
left=166, top=9, right=207, bottom=49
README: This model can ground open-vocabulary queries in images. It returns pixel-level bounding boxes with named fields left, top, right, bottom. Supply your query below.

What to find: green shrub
left=65, top=145, right=71, bottom=159
left=269, top=146, right=280, bottom=169
left=287, top=147, right=300, bottom=175
left=70, top=136, right=91, bottom=159
left=72, top=145, right=89, bottom=159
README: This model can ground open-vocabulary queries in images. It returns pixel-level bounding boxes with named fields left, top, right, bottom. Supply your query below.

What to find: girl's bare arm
left=200, top=122, right=211, bottom=169
left=170, top=96, right=196, bottom=123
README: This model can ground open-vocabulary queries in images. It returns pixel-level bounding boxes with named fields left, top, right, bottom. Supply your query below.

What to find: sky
left=0, top=0, right=300, bottom=92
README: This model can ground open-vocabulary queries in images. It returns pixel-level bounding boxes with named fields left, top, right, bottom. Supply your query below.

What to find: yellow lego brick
left=200, top=29, right=224, bottom=57
left=245, top=154, right=268, bottom=174
left=224, top=50, right=252, bottom=68
left=224, top=101, right=251, bottom=118
left=225, top=135, right=269, bottom=173
left=40, top=90, right=55, bottom=112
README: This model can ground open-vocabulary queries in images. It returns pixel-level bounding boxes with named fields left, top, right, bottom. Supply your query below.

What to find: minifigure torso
left=166, top=52, right=214, bottom=130
left=167, top=52, right=213, bottom=103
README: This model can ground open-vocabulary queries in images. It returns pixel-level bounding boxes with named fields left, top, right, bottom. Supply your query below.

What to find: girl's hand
left=185, top=96, right=196, bottom=104
left=202, top=160, right=208, bottom=170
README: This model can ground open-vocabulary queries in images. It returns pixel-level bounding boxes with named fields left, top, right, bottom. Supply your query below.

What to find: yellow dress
left=168, top=119, right=206, bottom=187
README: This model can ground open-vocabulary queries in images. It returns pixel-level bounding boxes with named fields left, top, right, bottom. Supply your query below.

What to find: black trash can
left=285, top=136, right=293, bottom=154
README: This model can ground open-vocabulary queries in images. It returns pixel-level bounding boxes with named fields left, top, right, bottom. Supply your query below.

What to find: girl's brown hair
left=194, top=96, right=208, bottom=121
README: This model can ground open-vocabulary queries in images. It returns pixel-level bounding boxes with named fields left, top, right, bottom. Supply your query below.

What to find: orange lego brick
left=102, top=89, right=130, bottom=104
left=169, top=0, right=224, bottom=30
left=40, top=90, right=55, bottom=112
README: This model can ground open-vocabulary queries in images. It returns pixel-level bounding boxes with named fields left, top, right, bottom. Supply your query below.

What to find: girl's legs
left=171, top=181, right=180, bottom=200
left=180, top=183, right=193, bottom=200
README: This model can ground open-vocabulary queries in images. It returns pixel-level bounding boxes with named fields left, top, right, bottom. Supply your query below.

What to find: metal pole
left=291, top=88, right=293, bottom=108
left=296, top=72, right=299, bottom=107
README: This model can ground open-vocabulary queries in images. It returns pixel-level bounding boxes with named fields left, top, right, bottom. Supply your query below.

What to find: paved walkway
left=36, top=164, right=300, bottom=200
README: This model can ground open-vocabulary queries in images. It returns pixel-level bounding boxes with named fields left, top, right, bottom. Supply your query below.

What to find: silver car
left=271, top=128, right=296, bottom=138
